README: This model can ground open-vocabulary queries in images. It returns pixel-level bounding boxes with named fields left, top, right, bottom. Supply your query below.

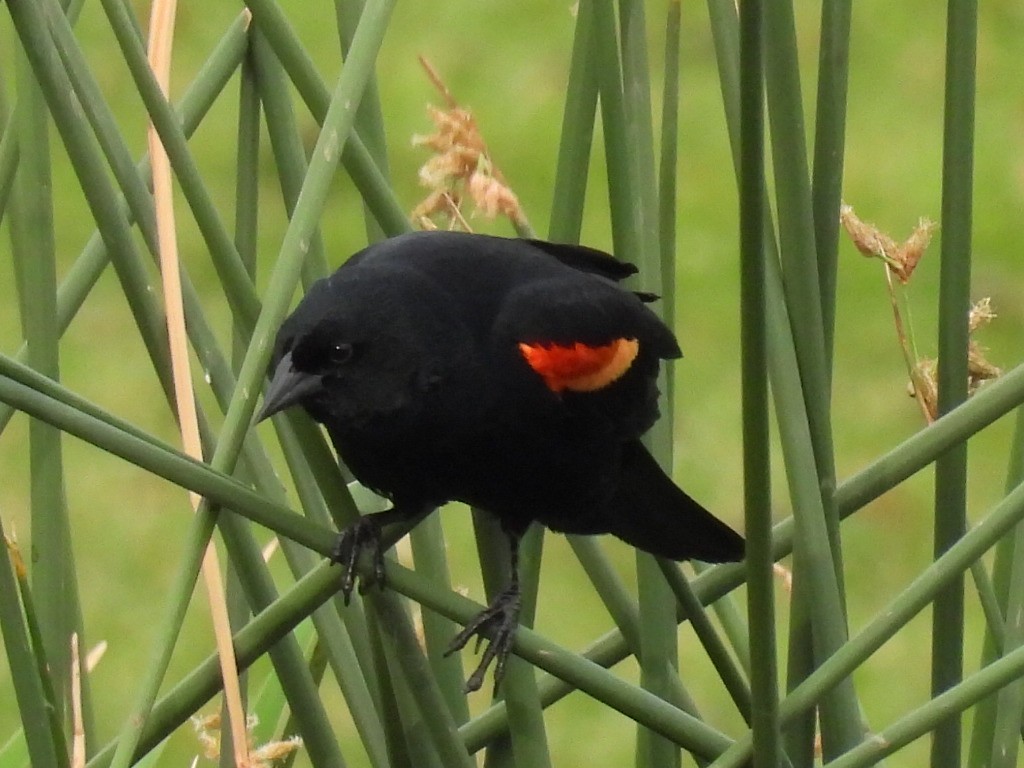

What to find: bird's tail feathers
left=608, top=441, right=745, bottom=563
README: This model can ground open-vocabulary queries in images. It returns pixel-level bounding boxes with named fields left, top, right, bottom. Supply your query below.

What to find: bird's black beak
left=255, top=351, right=323, bottom=423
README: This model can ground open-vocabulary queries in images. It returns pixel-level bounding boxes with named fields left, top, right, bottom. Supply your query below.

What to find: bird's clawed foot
left=445, top=583, right=522, bottom=693
left=330, top=516, right=387, bottom=603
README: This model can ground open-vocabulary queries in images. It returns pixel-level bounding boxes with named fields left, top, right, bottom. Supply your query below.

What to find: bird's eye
left=328, top=342, right=354, bottom=365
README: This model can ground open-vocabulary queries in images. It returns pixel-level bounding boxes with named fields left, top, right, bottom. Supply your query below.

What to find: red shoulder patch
left=518, top=338, right=639, bottom=393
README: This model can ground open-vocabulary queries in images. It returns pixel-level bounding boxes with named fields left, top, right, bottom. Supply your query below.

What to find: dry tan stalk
left=146, top=1, right=249, bottom=764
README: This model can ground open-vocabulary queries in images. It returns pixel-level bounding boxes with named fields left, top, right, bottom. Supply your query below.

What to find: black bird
left=257, top=231, right=744, bottom=692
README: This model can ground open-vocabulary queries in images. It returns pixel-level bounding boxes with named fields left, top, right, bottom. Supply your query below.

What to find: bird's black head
left=255, top=312, right=355, bottom=423
left=255, top=267, right=465, bottom=427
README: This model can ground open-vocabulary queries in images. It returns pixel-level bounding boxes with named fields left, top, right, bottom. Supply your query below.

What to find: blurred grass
left=0, top=1, right=1022, bottom=765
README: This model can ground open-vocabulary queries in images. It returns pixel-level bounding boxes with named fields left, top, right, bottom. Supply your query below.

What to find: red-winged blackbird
left=257, top=231, right=744, bottom=692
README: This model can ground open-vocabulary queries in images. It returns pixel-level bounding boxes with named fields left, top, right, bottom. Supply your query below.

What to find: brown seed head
left=411, top=59, right=528, bottom=231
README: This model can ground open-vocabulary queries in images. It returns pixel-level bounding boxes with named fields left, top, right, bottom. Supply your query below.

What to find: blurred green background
left=1, top=1, right=1023, bottom=764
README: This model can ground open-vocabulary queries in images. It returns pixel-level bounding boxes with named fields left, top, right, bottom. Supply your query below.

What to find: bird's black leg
left=330, top=505, right=426, bottom=603
left=445, top=535, right=522, bottom=693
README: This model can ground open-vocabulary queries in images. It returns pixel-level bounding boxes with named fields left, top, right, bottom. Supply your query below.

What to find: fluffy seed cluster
left=840, top=203, right=936, bottom=284
left=841, top=202, right=1001, bottom=423
left=410, top=58, right=527, bottom=231
left=192, top=712, right=303, bottom=768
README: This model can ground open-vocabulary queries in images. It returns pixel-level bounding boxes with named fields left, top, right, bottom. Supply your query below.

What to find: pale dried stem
left=71, top=634, right=85, bottom=768
left=418, top=53, right=458, bottom=109
left=146, top=1, right=249, bottom=764
left=84, top=641, right=107, bottom=672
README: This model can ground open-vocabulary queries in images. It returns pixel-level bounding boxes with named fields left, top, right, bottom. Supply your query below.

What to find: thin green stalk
left=658, top=0, right=681, bottom=331
left=18, top=559, right=78, bottom=765
left=547, top=0, right=597, bottom=243
left=471, top=514, right=551, bottom=768
left=968, top=560, right=1005, bottom=661
left=615, top=4, right=682, bottom=765
left=589, top=0, right=639, bottom=262
left=1, top=0, right=93, bottom=232
left=766, top=254, right=866, bottom=755
left=636, top=550, right=683, bottom=768
left=372, top=593, right=468, bottom=765
left=0, top=358, right=333, bottom=557
left=617, top=0, right=660, bottom=277
left=233, top=42, right=261, bottom=309
left=369, top=616, right=447, bottom=768
left=220, top=48, right=260, bottom=768
left=988, top=517, right=1024, bottom=767
left=658, top=561, right=752, bottom=723
left=409, top=517, right=471, bottom=725
left=810, top=0, right=852, bottom=364
left=783, top=563, right=817, bottom=768
left=931, top=2, right=977, bottom=766
left=700, top=25, right=801, bottom=755
left=498, top=526, right=547, bottom=765
left=567, top=538, right=712, bottom=745
left=10, top=40, right=84, bottom=736
left=362, top=605, right=412, bottom=768
left=333, top=0, right=391, bottom=243
left=764, top=5, right=837, bottom=497
left=0, top=516, right=64, bottom=768
left=7, top=573, right=65, bottom=768
left=969, top=406, right=1024, bottom=768
left=711, top=0, right=829, bottom=760
left=215, top=515, right=350, bottom=767
left=692, top=561, right=753, bottom=675
left=248, top=31, right=329, bottom=287
left=738, top=1, right=779, bottom=765
left=569, top=536, right=643, bottom=651
left=494, top=525, right=549, bottom=765
left=0, top=108, right=20, bottom=227
left=370, top=591, right=476, bottom=768
left=262, top=628, right=324, bottom=768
